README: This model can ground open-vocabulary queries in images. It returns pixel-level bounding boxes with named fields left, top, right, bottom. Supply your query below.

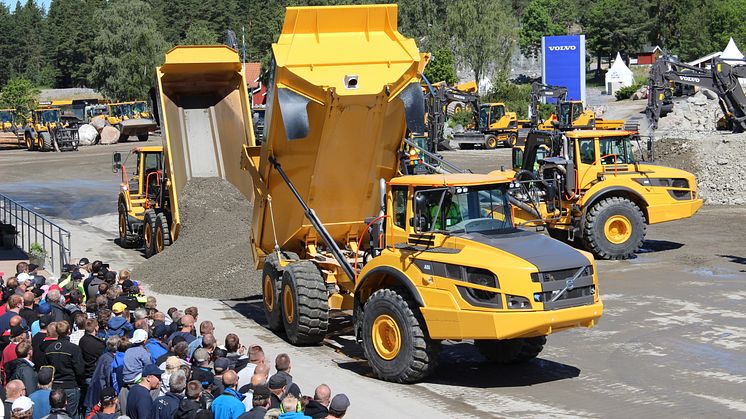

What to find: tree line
left=0, top=0, right=744, bottom=104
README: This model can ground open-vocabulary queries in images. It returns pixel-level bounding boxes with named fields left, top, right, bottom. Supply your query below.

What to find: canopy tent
left=605, top=52, right=634, bottom=95
left=720, top=37, right=744, bottom=65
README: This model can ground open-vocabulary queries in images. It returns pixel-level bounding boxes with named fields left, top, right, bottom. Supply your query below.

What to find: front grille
left=531, top=266, right=595, bottom=310
left=531, top=266, right=593, bottom=283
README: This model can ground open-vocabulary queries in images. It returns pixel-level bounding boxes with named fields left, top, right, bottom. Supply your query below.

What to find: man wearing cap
left=89, top=387, right=118, bottom=419
left=106, top=303, right=133, bottom=338
left=11, top=396, right=34, bottom=419
left=6, top=342, right=37, bottom=394
left=211, top=358, right=230, bottom=398
left=29, top=367, right=53, bottom=419
left=126, top=363, right=163, bottom=419
left=267, top=375, right=286, bottom=410
left=122, top=329, right=152, bottom=384
left=237, top=385, right=271, bottom=419
left=211, top=370, right=245, bottom=419
left=271, top=354, right=301, bottom=400
left=325, top=395, right=349, bottom=419
left=114, top=281, right=140, bottom=311
left=44, top=321, right=85, bottom=418
left=189, top=348, right=214, bottom=389
left=152, top=370, right=186, bottom=419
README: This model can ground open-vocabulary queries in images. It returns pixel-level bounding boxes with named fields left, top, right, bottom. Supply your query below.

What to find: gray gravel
left=134, top=178, right=261, bottom=299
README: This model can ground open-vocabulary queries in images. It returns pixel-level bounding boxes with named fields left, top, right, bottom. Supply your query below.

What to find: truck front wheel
left=280, top=261, right=329, bottom=345
left=362, top=288, right=440, bottom=383
left=582, top=197, right=646, bottom=260
left=143, top=209, right=157, bottom=258
left=484, top=135, right=498, bottom=149
left=155, top=213, right=171, bottom=253
left=475, top=336, right=546, bottom=363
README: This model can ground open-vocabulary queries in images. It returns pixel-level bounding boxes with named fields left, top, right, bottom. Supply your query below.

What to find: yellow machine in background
left=106, top=101, right=158, bottom=141
left=23, top=105, right=79, bottom=152
left=507, top=130, right=702, bottom=259
left=243, top=4, right=601, bottom=383
left=0, top=109, right=16, bottom=132
left=479, top=102, right=520, bottom=147
left=539, top=100, right=625, bottom=131
left=113, top=45, right=255, bottom=257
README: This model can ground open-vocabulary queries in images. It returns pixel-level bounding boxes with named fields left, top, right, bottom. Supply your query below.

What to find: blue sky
left=2, top=0, right=51, bottom=10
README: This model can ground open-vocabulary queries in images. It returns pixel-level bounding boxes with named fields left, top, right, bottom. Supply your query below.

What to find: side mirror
left=112, top=152, right=122, bottom=173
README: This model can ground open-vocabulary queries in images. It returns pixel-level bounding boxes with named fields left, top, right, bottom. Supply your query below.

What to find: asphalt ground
left=1, top=141, right=745, bottom=418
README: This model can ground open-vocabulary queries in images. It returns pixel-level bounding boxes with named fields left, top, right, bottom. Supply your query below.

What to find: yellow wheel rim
left=486, top=137, right=497, bottom=148
left=119, top=213, right=127, bottom=238
left=156, top=225, right=164, bottom=252
left=604, top=215, right=632, bottom=244
left=372, top=314, right=401, bottom=360
left=283, top=285, right=294, bottom=324
left=144, top=222, right=152, bottom=248
left=263, top=275, right=274, bottom=312
left=26, top=138, right=31, bottom=149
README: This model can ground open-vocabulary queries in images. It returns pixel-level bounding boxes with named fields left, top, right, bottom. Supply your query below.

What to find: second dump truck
left=243, top=4, right=602, bottom=383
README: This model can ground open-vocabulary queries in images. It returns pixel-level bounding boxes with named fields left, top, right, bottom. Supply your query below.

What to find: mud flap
left=398, top=82, right=426, bottom=134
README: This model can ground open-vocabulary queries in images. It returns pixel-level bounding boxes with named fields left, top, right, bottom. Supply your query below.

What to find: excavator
left=422, top=78, right=480, bottom=151
left=646, top=58, right=746, bottom=133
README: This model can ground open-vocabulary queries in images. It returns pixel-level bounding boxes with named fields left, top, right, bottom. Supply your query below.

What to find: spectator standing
left=236, top=346, right=265, bottom=390
left=122, top=329, right=151, bottom=384
left=4, top=380, right=26, bottom=418
left=211, top=371, right=245, bottom=419
left=30, top=302, right=50, bottom=337
left=145, top=325, right=169, bottom=364
left=277, top=395, right=308, bottom=419
left=223, top=334, right=248, bottom=372
left=325, top=395, right=349, bottom=419
left=168, top=316, right=196, bottom=344
left=126, top=364, right=163, bottom=419
left=44, top=321, right=85, bottom=418
left=174, top=380, right=203, bottom=419
left=0, top=296, right=26, bottom=334
left=189, top=349, right=213, bottom=390
left=68, top=314, right=86, bottom=346
left=211, top=358, right=230, bottom=398
left=158, top=357, right=183, bottom=397
left=19, top=293, right=38, bottom=326
left=6, top=342, right=37, bottom=393
left=186, top=321, right=214, bottom=358
left=151, top=370, right=186, bottom=419
left=106, top=304, right=132, bottom=338
left=271, top=354, right=301, bottom=399
left=83, top=336, right=119, bottom=413
left=42, top=389, right=72, bottom=419
left=109, top=337, right=130, bottom=394
left=236, top=385, right=270, bottom=419
left=303, top=385, right=330, bottom=419
left=28, top=367, right=53, bottom=419
left=78, top=320, right=105, bottom=379
left=89, top=387, right=118, bottom=419
left=2, top=323, right=30, bottom=379
left=45, top=290, right=71, bottom=326
left=31, top=318, right=54, bottom=371
left=11, top=396, right=34, bottom=419
left=267, top=375, right=286, bottom=410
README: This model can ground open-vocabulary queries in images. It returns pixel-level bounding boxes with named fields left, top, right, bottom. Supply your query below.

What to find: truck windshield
left=0, top=111, right=12, bottom=123
left=132, top=102, right=147, bottom=113
left=479, top=106, right=489, bottom=128
left=39, top=110, right=60, bottom=123
left=599, top=136, right=635, bottom=164
left=558, top=102, right=571, bottom=127
left=414, top=184, right=513, bottom=234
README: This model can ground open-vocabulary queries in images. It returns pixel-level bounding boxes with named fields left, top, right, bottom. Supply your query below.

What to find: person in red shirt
left=2, top=322, right=30, bottom=383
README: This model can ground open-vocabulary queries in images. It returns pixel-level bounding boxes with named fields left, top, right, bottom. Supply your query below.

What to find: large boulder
left=90, top=116, right=107, bottom=131
left=100, top=125, right=121, bottom=145
left=77, top=124, right=98, bottom=146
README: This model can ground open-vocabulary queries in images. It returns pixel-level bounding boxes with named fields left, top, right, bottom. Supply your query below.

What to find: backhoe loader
left=242, top=4, right=602, bottom=383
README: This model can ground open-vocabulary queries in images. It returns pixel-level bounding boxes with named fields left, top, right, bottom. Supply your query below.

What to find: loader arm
left=530, top=82, right=568, bottom=128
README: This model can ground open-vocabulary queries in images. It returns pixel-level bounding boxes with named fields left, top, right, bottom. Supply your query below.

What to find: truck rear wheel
left=582, top=197, right=646, bottom=260
left=25, top=134, right=35, bottom=151
left=361, top=288, right=440, bottom=383
left=262, top=251, right=298, bottom=332
left=118, top=203, right=137, bottom=248
left=155, top=213, right=171, bottom=253
left=475, top=336, right=546, bottom=363
left=506, top=132, right=518, bottom=147
left=143, top=209, right=157, bottom=258
left=484, top=135, right=498, bottom=149
left=280, top=261, right=329, bottom=345
left=40, top=132, right=53, bottom=151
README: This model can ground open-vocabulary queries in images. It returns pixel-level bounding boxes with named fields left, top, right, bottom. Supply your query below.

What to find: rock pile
left=657, top=91, right=724, bottom=133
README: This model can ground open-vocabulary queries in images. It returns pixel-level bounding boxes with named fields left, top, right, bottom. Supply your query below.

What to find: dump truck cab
left=504, top=129, right=702, bottom=259
left=114, top=146, right=165, bottom=250
left=244, top=4, right=602, bottom=384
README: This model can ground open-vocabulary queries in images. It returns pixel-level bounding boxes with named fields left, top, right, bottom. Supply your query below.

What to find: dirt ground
left=1, top=138, right=746, bottom=418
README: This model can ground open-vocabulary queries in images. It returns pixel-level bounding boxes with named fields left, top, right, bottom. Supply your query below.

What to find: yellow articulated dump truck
left=242, top=4, right=602, bottom=383
left=113, top=45, right=254, bottom=257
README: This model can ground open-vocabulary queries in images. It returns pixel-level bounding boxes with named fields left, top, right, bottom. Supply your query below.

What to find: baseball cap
left=112, top=302, right=127, bottom=314
left=78, top=258, right=90, bottom=266
left=213, top=357, right=230, bottom=372
left=100, top=387, right=117, bottom=404
left=38, top=366, right=54, bottom=385
left=268, top=374, right=286, bottom=390
left=193, top=348, right=210, bottom=363
left=252, top=385, right=271, bottom=400
left=142, top=364, right=164, bottom=378
left=39, top=313, right=53, bottom=328
left=165, top=356, right=182, bottom=370
left=37, top=303, right=52, bottom=315
left=32, top=288, right=45, bottom=298
left=17, top=273, right=32, bottom=283
left=131, top=329, right=148, bottom=344
left=330, top=394, right=350, bottom=412
left=11, top=396, right=34, bottom=413
left=10, top=324, right=30, bottom=338
left=153, top=324, right=169, bottom=340
left=72, top=271, right=84, bottom=281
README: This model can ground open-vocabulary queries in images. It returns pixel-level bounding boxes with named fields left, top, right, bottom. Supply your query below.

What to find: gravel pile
left=657, top=91, right=723, bottom=133
left=134, top=178, right=261, bottom=299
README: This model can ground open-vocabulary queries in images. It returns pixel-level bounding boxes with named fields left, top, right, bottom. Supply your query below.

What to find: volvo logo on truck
left=680, top=76, right=700, bottom=83
left=548, top=45, right=577, bottom=51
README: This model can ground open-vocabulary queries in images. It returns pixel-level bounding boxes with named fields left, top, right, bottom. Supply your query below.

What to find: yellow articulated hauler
left=242, top=4, right=602, bottom=383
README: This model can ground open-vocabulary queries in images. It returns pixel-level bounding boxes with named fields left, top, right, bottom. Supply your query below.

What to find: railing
left=0, top=193, right=71, bottom=275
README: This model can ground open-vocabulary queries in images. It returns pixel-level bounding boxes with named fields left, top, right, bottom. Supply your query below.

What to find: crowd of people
left=0, top=260, right=350, bottom=419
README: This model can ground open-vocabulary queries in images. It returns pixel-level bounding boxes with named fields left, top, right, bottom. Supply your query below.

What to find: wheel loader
left=506, top=129, right=702, bottom=259
left=23, top=105, right=79, bottom=152
left=105, top=101, right=158, bottom=141
left=241, top=4, right=602, bottom=383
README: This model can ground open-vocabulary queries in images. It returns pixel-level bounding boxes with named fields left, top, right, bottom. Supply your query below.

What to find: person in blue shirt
left=28, top=367, right=54, bottom=419
left=126, top=364, right=163, bottom=419
left=212, top=370, right=246, bottom=419
left=145, top=325, right=169, bottom=363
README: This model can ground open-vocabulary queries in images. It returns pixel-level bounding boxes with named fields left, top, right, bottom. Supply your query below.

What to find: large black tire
left=484, top=135, right=498, bottom=149
left=116, top=125, right=128, bottom=141
left=25, top=134, right=35, bottom=151
left=262, top=251, right=298, bottom=332
left=142, top=209, right=157, bottom=258
left=582, top=197, right=646, bottom=260
left=155, top=213, right=171, bottom=253
left=458, top=143, right=474, bottom=150
left=361, top=288, right=440, bottom=383
left=475, top=336, right=547, bottom=364
left=505, top=132, right=518, bottom=147
left=137, top=133, right=149, bottom=141
left=40, top=132, right=54, bottom=151
left=280, top=261, right=329, bottom=345
left=118, top=202, right=137, bottom=248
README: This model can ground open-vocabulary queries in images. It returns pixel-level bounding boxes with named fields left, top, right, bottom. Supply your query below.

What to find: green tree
left=10, top=1, right=56, bottom=86
left=423, top=49, right=457, bottom=85
left=89, top=0, right=167, bottom=100
left=447, top=0, right=517, bottom=85
left=182, top=20, right=219, bottom=45
left=0, top=4, right=12, bottom=87
left=0, top=78, right=40, bottom=119
left=583, top=0, right=651, bottom=72
left=47, top=0, right=103, bottom=87
left=397, top=0, right=449, bottom=50
left=519, top=0, right=565, bottom=57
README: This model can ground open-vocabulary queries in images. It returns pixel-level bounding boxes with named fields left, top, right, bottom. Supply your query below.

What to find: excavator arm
left=422, top=75, right=481, bottom=152
left=647, top=58, right=746, bottom=132
left=530, top=82, right=568, bottom=128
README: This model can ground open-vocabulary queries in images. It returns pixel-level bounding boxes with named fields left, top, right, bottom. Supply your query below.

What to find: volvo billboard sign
left=542, top=35, right=586, bottom=104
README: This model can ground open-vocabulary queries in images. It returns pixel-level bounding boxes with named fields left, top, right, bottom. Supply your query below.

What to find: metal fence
left=0, top=193, right=71, bottom=275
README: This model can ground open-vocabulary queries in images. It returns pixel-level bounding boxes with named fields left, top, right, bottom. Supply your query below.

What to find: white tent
left=605, top=52, right=634, bottom=95
left=721, top=37, right=744, bottom=65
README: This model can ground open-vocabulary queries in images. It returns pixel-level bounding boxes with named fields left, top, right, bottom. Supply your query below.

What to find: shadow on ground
left=229, top=295, right=581, bottom=388
left=639, top=239, right=684, bottom=253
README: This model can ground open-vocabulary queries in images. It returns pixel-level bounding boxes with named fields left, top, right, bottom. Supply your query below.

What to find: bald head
left=254, top=363, right=269, bottom=379
left=9, top=315, right=22, bottom=328
left=6, top=379, right=25, bottom=399
left=22, top=292, right=35, bottom=308
left=222, top=370, right=238, bottom=388
left=250, top=373, right=266, bottom=388
left=180, top=315, right=195, bottom=331
left=314, top=384, right=331, bottom=406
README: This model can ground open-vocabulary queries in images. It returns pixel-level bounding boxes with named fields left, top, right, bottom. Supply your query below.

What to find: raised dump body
left=247, top=4, right=424, bottom=262
left=156, top=46, right=256, bottom=240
